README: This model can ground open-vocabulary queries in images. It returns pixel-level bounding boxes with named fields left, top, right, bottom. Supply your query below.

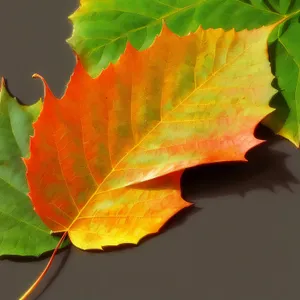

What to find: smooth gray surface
left=0, top=1, right=299, bottom=300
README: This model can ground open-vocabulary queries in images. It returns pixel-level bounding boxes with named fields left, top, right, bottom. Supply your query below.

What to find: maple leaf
left=25, top=24, right=276, bottom=251
left=68, top=0, right=300, bottom=146
left=0, top=79, right=67, bottom=256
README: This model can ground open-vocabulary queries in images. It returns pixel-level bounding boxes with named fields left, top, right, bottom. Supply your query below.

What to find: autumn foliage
left=1, top=1, right=299, bottom=299
left=25, top=25, right=275, bottom=251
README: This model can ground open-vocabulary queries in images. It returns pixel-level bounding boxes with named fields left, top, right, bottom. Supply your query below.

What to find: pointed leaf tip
left=32, top=73, right=54, bottom=99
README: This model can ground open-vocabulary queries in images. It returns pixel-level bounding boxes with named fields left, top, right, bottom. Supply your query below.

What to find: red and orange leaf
left=25, top=24, right=276, bottom=250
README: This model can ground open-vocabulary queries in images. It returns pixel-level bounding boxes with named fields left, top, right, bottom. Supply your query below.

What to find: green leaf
left=68, top=0, right=300, bottom=146
left=263, top=16, right=300, bottom=146
left=0, top=81, right=68, bottom=256
left=67, top=0, right=284, bottom=78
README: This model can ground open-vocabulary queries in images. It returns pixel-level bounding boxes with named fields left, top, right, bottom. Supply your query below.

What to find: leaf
left=0, top=80, right=68, bottom=256
left=68, top=0, right=300, bottom=146
left=67, top=0, right=289, bottom=78
left=26, top=25, right=276, bottom=250
left=263, top=16, right=300, bottom=146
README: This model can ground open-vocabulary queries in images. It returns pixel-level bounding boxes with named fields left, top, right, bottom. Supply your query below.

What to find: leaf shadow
left=29, top=246, right=71, bottom=300
left=181, top=124, right=298, bottom=202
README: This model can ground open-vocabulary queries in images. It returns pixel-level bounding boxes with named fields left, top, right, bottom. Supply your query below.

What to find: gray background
left=0, top=1, right=299, bottom=299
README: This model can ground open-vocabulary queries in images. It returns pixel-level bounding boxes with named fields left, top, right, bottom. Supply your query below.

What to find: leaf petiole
left=19, top=231, right=68, bottom=300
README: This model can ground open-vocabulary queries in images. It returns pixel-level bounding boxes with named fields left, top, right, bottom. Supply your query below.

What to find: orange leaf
left=25, top=24, right=276, bottom=250
left=67, top=171, right=190, bottom=250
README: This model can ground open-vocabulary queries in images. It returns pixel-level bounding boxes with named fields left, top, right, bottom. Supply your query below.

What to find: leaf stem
left=19, top=231, right=68, bottom=300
